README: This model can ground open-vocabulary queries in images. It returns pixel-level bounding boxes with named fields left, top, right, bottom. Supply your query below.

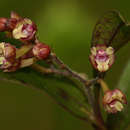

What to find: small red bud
left=32, top=43, right=50, bottom=60
left=7, top=18, right=17, bottom=30
left=4, top=43, right=16, bottom=59
left=0, top=18, right=8, bottom=31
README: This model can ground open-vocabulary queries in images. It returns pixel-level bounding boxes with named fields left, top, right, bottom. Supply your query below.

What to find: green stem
left=98, top=79, right=110, bottom=93
left=93, top=71, right=107, bottom=130
left=31, top=63, right=106, bottom=130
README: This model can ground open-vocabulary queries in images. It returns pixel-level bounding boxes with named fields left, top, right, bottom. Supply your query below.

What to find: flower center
left=109, top=100, right=123, bottom=112
left=95, top=49, right=109, bottom=62
left=22, top=24, right=34, bottom=37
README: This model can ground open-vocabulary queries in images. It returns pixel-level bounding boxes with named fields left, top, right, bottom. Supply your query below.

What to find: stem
left=49, top=53, right=107, bottom=130
left=31, top=63, right=106, bottom=130
left=93, top=71, right=107, bottom=130
left=98, top=79, right=110, bottom=93
left=50, top=53, right=96, bottom=104
left=31, top=53, right=107, bottom=130
left=50, top=53, right=98, bottom=86
left=16, top=44, right=33, bottom=59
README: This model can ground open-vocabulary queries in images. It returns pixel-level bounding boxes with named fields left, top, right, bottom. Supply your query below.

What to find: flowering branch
left=0, top=10, right=129, bottom=130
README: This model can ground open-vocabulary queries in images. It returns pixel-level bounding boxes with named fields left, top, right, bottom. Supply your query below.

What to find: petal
left=91, top=47, right=97, bottom=56
left=13, top=24, right=27, bottom=39
left=96, top=61, right=109, bottom=72
left=24, top=18, right=32, bottom=24
left=0, top=42, right=5, bottom=55
left=0, top=57, right=5, bottom=64
left=106, top=47, right=114, bottom=55
left=113, top=101, right=123, bottom=112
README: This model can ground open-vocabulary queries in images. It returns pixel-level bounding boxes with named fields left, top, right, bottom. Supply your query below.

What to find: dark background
left=0, top=0, right=130, bottom=130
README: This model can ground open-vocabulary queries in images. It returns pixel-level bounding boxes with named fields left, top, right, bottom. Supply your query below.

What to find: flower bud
left=32, top=43, right=50, bottom=60
left=0, top=18, right=8, bottom=31
left=0, top=17, right=17, bottom=31
left=12, top=18, right=37, bottom=41
left=3, top=59, right=21, bottom=72
left=0, top=42, right=16, bottom=70
left=103, top=89, right=127, bottom=113
left=89, top=44, right=115, bottom=72
left=7, top=18, right=17, bottom=30
left=4, top=43, right=16, bottom=59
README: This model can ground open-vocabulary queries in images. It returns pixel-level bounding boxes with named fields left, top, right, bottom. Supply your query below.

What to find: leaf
left=107, top=60, right=130, bottom=130
left=91, top=10, right=130, bottom=51
left=0, top=66, right=92, bottom=120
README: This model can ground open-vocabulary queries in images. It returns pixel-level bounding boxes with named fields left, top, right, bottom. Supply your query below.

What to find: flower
left=0, top=18, right=8, bottom=31
left=12, top=18, right=37, bottom=41
left=32, top=43, right=50, bottom=60
left=89, top=44, right=115, bottom=72
left=0, top=42, right=16, bottom=70
left=103, top=89, right=127, bottom=113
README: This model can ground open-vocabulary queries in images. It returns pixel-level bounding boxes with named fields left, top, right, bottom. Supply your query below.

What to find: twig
left=31, top=54, right=106, bottom=130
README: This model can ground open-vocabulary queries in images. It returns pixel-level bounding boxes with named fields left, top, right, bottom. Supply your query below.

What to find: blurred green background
left=0, top=0, right=130, bottom=130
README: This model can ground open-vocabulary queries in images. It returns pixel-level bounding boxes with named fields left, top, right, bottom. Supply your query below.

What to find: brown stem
left=49, top=53, right=107, bottom=130
left=31, top=63, right=106, bottom=130
left=49, top=53, right=95, bottom=104
left=31, top=52, right=106, bottom=130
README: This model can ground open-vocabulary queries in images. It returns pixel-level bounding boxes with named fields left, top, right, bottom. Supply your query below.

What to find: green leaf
left=91, top=10, right=130, bottom=51
left=0, top=67, right=92, bottom=121
left=107, top=60, right=130, bottom=130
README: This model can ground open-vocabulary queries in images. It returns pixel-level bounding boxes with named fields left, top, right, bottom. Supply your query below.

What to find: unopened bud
left=33, top=43, right=50, bottom=60
left=0, top=18, right=8, bottom=31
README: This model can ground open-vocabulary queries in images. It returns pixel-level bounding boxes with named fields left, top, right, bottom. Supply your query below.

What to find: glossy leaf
left=91, top=10, right=130, bottom=51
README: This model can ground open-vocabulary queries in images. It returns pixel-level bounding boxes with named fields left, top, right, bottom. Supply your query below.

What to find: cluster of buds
left=103, top=89, right=127, bottom=113
left=0, top=12, right=51, bottom=72
left=0, top=12, right=127, bottom=115
left=0, top=12, right=37, bottom=42
left=89, top=44, right=115, bottom=72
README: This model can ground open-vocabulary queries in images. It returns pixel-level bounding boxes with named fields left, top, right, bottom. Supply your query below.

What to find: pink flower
left=0, top=42, right=16, bottom=70
left=103, top=89, right=127, bottom=113
left=12, top=18, right=37, bottom=41
left=89, top=44, right=115, bottom=72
